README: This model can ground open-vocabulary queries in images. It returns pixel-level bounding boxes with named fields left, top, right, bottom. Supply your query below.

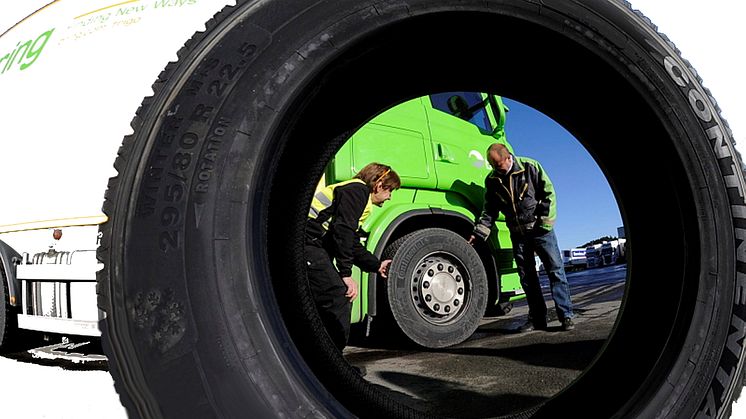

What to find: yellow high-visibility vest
left=308, top=179, right=372, bottom=231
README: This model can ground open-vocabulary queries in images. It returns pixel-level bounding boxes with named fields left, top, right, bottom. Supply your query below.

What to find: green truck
left=325, top=92, right=524, bottom=348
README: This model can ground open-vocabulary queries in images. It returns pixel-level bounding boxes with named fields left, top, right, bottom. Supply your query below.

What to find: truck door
left=346, top=97, right=436, bottom=190
left=425, top=92, right=497, bottom=207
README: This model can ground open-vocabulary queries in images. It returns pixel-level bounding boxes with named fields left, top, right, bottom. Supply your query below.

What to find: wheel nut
left=456, top=275, right=462, bottom=282
left=425, top=294, right=432, bottom=302
left=437, top=263, right=443, bottom=271
left=454, top=299, right=459, bottom=306
left=423, top=281, right=430, bottom=289
left=448, top=266, right=454, bottom=273
left=458, top=288, right=463, bottom=295
left=428, top=269, right=434, bottom=277
left=433, top=304, right=440, bottom=311
left=444, top=305, right=451, bottom=313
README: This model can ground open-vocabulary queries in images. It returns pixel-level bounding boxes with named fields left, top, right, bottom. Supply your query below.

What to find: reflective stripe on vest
left=308, top=178, right=372, bottom=231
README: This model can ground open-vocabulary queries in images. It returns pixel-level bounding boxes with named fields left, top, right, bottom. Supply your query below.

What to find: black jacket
left=474, top=155, right=557, bottom=239
left=306, top=182, right=381, bottom=277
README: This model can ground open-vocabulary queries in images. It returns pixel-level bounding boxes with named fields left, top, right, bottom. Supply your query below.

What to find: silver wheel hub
left=412, top=255, right=465, bottom=317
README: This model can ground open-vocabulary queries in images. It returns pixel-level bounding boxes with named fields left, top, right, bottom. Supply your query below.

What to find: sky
left=0, top=0, right=745, bottom=417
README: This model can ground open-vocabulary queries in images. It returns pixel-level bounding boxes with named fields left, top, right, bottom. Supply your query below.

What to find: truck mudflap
left=16, top=249, right=102, bottom=336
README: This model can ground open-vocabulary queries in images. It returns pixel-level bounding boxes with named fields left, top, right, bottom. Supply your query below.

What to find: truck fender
left=0, top=239, right=21, bottom=307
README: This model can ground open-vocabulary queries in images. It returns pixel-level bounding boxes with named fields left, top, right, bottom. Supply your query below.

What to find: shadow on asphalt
left=375, top=371, right=548, bottom=418
left=438, top=339, right=607, bottom=371
left=0, top=332, right=108, bottom=371
left=0, top=329, right=48, bottom=354
left=346, top=337, right=606, bottom=372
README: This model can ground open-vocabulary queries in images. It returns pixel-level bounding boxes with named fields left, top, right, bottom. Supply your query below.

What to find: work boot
left=518, top=319, right=546, bottom=333
left=561, top=318, right=575, bottom=331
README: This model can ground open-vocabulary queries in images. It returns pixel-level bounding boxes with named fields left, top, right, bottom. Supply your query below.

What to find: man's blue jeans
left=512, top=228, right=574, bottom=323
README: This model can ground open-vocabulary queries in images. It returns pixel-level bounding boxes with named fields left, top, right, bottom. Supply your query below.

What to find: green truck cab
left=326, top=92, right=524, bottom=348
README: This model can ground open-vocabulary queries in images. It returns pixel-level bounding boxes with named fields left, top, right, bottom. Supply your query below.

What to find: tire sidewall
left=528, top=2, right=744, bottom=417
left=585, top=3, right=744, bottom=417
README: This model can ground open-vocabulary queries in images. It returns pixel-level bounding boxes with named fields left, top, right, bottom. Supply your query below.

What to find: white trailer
left=0, top=0, right=233, bottom=346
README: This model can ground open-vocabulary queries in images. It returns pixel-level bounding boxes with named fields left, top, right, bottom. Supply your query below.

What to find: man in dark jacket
left=306, top=163, right=400, bottom=351
left=470, top=143, right=575, bottom=332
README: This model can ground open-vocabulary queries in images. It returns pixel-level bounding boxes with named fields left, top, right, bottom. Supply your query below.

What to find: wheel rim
left=410, top=251, right=470, bottom=325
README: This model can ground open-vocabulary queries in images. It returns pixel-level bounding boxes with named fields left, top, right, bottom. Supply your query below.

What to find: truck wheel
left=96, top=0, right=746, bottom=418
left=0, top=268, right=18, bottom=351
left=383, top=228, right=488, bottom=348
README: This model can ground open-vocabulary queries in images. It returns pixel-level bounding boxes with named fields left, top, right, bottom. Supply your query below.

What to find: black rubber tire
left=95, top=0, right=746, bottom=418
left=0, top=266, right=18, bottom=351
left=383, top=228, right=488, bottom=348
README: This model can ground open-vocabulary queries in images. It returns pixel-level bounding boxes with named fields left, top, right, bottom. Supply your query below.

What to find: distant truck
left=611, top=239, right=627, bottom=264
left=600, top=239, right=628, bottom=266
left=564, top=247, right=587, bottom=271
left=600, top=242, right=616, bottom=265
left=585, top=244, right=603, bottom=268
left=585, top=239, right=626, bottom=269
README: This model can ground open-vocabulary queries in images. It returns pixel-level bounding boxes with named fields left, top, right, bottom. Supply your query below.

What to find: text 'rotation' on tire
left=384, top=228, right=488, bottom=349
left=95, top=1, right=746, bottom=418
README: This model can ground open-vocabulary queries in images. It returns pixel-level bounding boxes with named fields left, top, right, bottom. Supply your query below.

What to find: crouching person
left=306, top=163, right=400, bottom=351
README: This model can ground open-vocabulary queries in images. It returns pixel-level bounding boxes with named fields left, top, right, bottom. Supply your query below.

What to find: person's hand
left=342, top=277, right=358, bottom=301
left=379, top=259, right=392, bottom=278
left=468, top=235, right=477, bottom=246
left=532, top=220, right=548, bottom=233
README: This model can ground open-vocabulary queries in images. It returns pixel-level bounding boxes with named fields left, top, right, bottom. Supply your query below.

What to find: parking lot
left=0, top=264, right=625, bottom=418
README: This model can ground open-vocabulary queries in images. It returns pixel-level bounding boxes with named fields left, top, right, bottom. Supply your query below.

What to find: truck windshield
left=430, top=92, right=494, bottom=133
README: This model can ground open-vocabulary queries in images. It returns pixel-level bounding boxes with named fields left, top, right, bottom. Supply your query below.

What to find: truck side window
left=429, top=92, right=494, bottom=133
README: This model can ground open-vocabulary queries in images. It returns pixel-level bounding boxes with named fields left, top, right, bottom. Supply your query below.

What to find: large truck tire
left=383, top=228, right=488, bottom=348
left=96, top=0, right=746, bottom=418
left=0, top=267, right=18, bottom=351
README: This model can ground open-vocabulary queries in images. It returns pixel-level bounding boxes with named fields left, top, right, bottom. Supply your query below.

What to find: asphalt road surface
left=345, top=264, right=627, bottom=418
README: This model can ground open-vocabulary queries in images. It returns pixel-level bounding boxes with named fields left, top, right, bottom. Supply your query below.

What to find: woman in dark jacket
left=306, top=163, right=401, bottom=351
